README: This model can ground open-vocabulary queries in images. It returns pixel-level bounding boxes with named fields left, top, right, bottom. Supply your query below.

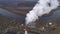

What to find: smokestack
left=24, top=26, right=28, bottom=34
left=24, top=23, right=28, bottom=34
left=25, top=0, right=59, bottom=25
left=25, top=30, right=28, bottom=34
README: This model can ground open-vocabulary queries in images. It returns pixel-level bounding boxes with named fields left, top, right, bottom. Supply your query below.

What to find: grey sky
left=0, top=0, right=38, bottom=1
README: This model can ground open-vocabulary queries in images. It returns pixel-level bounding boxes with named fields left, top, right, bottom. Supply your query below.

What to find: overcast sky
left=0, top=0, right=38, bottom=1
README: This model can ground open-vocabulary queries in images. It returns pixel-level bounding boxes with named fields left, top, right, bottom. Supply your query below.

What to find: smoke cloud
left=25, top=0, right=59, bottom=25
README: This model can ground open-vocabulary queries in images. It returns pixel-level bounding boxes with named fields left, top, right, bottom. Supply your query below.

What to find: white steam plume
left=25, top=0, right=59, bottom=25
